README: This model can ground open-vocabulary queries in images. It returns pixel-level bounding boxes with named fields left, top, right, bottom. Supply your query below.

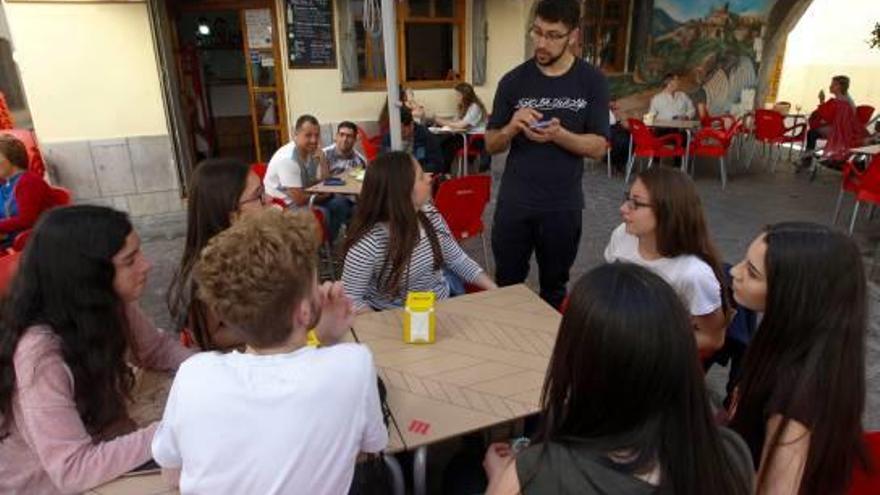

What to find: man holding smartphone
left=485, top=0, right=609, bottom=308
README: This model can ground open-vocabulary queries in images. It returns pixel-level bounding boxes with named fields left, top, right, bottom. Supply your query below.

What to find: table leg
left=683, top=129, right=692, bottom=174
left=461, top=133, right=468, bottom=177
left=628, top=134, right=633, bottom=166
left=414, top=446, right=428, bottom=495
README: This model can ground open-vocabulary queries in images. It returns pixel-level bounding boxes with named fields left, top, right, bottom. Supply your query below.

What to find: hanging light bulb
left=197, top=17, right=211, bottom=36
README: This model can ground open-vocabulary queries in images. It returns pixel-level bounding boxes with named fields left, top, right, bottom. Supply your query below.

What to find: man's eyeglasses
left=622, top=192, right=651, bottom=210
left=239, top=185, right=266, bottom=207
left=530, top=26, right=571, bottom=42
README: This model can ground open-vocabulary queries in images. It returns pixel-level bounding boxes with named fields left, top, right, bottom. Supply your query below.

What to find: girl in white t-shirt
left=604, top=167, right=729, bottom=358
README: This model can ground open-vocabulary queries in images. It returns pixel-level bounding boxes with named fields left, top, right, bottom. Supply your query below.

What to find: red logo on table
left=408, top=420, right=431, bottom=435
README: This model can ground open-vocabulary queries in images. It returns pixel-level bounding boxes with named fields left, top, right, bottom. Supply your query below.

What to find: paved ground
left=135, top=148, right=880, bottom=432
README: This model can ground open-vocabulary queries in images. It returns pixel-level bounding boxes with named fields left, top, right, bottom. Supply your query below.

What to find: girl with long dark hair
left=167, top=158, right=267, bottom=350
left=342, top=151, right=495, bottom=312
left=729, top=222, right=868, bottom=494
left=482, top=263, right=753, bottom=494
left=435, top=82, right=489, bottom=172
left=604, top=166, right=730, bottom=358
left=0, top=205, right=193, bottom=493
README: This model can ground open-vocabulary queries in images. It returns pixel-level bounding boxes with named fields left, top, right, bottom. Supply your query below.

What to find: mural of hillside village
left=612, top=0, right=773, bottom=117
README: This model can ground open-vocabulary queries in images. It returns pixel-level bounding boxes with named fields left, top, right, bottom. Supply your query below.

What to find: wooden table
left=352, top=284, right=560, bottom=494
left=305, top=172, right=363, bottom=196
left=86, top=370, right=175, bottom=495
left=851, top=144, right=880, bottom=155
left=87, top=285, right=560, bottom=495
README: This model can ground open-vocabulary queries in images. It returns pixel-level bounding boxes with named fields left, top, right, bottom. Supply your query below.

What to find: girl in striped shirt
left=342, top=151, right=496, bottom=312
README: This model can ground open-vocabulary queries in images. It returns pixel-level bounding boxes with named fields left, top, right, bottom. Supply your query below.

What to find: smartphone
left=323, top=177, right=346, bottom=186
left=529, top=119, right=553, bottom=130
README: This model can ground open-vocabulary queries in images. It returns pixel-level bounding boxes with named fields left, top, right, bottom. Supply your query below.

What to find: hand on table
left=314, top=281, right=355, bottom=345
left=483, top=442, right=515, bottom=482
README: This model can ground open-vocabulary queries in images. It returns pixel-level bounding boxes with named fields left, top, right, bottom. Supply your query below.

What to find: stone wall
left=41, top=134, right=183, bottom=217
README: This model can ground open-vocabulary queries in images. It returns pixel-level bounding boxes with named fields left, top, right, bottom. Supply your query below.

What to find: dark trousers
left=806, top=125, right=830, bottom=152
left=491, top=202, right=582, bottom=309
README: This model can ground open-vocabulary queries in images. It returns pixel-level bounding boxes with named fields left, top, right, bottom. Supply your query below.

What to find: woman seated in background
left=167, top=158, right=268, bottom=351
left=729, top=222, right=868, bottom=495
left=604, top=166, right=730, bottom=359
left=435, top=82, right=489, bottom=172
left=0, top=134, right=55, bottom=247
left=342, top=151, right=495, bottom=312
left=378, top=86, right=426, bottom=134
left=483, top=263, right=753, bottom=494
left=0, top=205, right=193, bottom=493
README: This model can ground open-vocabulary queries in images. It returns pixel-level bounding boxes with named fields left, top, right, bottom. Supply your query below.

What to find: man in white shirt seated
left=264, top=114, right=352, bottom=241
left=152, top=209, right=388, bottom=495
left=649, top=73, right=696, bottom=121
left=324, top=121, right=367, bottom=175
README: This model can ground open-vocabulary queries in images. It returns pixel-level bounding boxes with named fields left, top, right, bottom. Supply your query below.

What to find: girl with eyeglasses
left=168, top=158, right=269, bottom=350
left=604, top=167, right=729, bottom=359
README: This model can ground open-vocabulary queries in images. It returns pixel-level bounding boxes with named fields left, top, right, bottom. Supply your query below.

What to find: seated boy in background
left=152, top=209, right=387, bottom=494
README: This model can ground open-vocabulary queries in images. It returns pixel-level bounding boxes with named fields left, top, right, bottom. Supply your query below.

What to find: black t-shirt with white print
left=487, top=58, right=609, bottom=211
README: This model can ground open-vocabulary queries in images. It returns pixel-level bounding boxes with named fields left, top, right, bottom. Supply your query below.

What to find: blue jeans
left=315, top=195, right=354, bottom=242
left=443, top=269, right=466, bottom=297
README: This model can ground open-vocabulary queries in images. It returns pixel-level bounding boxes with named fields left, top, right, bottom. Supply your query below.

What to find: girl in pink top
left=0, top=205, right=194, bottom=494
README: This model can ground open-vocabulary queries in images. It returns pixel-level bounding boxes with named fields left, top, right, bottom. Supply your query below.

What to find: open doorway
left=166, top=0, right=287, bottom=166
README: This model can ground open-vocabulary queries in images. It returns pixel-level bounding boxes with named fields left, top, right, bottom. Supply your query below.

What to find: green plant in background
left=871, top=22, right=880, bottom=50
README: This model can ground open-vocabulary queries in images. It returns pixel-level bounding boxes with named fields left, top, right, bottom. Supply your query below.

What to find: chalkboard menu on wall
left=286, top=0, right=337, bottom=68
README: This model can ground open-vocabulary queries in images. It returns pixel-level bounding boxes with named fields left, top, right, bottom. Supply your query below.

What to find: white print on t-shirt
left=516, top=97, right=589, bottom=112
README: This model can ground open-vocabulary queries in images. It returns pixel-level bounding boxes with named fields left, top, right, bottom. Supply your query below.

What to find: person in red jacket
left=0, top=134, right=54, bottom=246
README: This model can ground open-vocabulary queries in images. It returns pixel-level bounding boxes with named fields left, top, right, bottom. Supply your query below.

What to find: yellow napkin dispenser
left=403, top=291, right=436, bottom=344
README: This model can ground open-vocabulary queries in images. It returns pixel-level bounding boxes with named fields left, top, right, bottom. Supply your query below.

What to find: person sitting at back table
left=0, top=134, right=55, bottom=247
left=342, top=151, right=496, bottom=313
left=264, top=114, right=352, bottom=241
left=153, top=208, right=387, bottom=494
left=435, top=82, right=489, bottom=172
left=482, top=263, right=753, bottom=495
left=0, top=205, right=194, bottom=494
left=168, top=158, right=269, bottom=352
left=382, top=107, right=444, bottom=174
left=604, top=167, right=730, bottom=358
left=649, top=73, right=696, bottom=121
left=801, top=75, right=858, bottom=168
left=324, top=121, right=367, bottom=175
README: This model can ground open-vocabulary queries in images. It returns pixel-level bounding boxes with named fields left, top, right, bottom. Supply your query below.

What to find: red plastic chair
left=250, top=163, right=287, bottom=208
left=700, top=113, right=735, bottom=131
left=357, top=126, right=381, bottom=162
left=689, top=119, right=743, bottom=189
left=856, top=105, right=875, bottom=127
left=848, top=431, right=880, bottom=494
left=11, top=185, right=73, bottom=252
left=0, top=250, right=21, bottom=296
left=625, top=119, right=685, bottom=183
left=848, top=157, right=880, bottom=234
left=454, top=133, right=485, bottom=176
left=749, top=109, right=807, bottom=172
left=434, top=175, right=491, bottom=271
left=0, top=129, right=46, bottom=178
left=832, top=155, right=880, bottom=226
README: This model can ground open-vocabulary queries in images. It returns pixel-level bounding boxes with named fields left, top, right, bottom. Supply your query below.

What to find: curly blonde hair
left=194, top=208, right=321, bottom=348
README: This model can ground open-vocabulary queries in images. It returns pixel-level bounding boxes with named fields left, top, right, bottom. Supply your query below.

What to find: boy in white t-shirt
left=151, top=209, right=387, bottom=495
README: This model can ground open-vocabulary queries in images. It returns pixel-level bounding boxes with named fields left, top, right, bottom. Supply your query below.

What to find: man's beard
left=535, top=47, right=566, bottom=67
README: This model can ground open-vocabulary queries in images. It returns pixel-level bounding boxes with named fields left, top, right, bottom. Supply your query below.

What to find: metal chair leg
left=719, top=157, right=727, bottom=190
left=646, top=157, right=654, bottom=169
left=849, top=202, right=861, bottom=235
left=606, top=148, right=612, bottom=178
left=414, top=446, right=428, bottom=495
left=383, top=454, right=406, bottom=495
left=832, top=189, right=845, bottom=225
left=624, top=155, right=635, bottom=184
left=480, top=232, right=491, bottom=276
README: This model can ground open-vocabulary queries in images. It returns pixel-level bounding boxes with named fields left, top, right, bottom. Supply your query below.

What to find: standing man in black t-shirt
left=485, top=0, right=609, bottom=308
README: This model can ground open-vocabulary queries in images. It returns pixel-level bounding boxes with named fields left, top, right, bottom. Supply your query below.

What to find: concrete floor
left=135, top=149, right=880, bottom=434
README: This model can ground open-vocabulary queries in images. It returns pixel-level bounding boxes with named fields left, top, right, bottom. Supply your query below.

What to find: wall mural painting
left=612, top=0, right=774, bottom=116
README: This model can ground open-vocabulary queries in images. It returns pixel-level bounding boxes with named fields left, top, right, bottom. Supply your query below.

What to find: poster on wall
left=643, top=0, right=773, bottom=114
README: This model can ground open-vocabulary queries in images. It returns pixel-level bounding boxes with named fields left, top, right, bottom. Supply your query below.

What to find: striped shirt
left=342, top=204, right=485, bottom=311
